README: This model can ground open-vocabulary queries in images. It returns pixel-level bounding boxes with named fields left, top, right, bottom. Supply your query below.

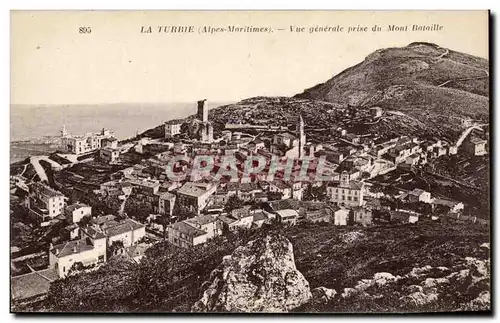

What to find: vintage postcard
left=10, top=10, right=490, bottom=313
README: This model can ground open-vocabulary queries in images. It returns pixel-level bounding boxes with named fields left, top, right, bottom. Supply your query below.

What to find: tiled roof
left=107, top=219, right=144, bottom=237
left=409, top=188, right=426, bottom=196
left=433, top=198, right=461, bottom=207
left=226, top=182, right=239, bottom=192
left=83, top=226, right=107, bottom=240
left=231, top=207, right=253, bottom=220
left=31, top=182, right=64, bottom=198
left=65, top=203, right=89, bottom=213
left=268, top=199, right=300, bottom=211
left=170, top=221, right=207, bottom=238
left=219, top=215, right=238, bottom=225
left=252, top=211, right=268, bottom=222
left=239, top=182, right=260, bottom=192
left=470, top=137, right=487, bottom=144
left=11, top=267, right=58, bottom=301
left=186, top=214, right=216, bottom=226
left=156, top=191, right=175, bottom=199
left=92, top=214, right=116, bottom=225
left=177, top=182, right=213, bottom=198
left=51, top=239, right=94, bottom=258
left=270, top=180, right=291, bottom=190
left=328, top=180, right=363, bottom=190
left=275, top=209, right=299, bottom=219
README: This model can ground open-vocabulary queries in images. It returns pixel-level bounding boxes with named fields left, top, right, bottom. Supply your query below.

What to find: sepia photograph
left=9, top=10, right=491, bottom=313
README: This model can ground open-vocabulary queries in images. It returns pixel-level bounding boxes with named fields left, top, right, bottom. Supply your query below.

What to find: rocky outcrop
left=311, top=287, right=337, bottom=304
left=193, top=232, right=490, bottom=313
left=338, top=255, right=490, bottom=311
left=192, top=234, right=312, bottom=313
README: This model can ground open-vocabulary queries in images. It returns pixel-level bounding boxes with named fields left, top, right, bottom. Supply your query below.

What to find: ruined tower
left=197, top=99, right=208, bottom=123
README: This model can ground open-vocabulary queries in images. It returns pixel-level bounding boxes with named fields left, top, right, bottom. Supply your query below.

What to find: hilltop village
left=10, top=99, right=489, bottom=304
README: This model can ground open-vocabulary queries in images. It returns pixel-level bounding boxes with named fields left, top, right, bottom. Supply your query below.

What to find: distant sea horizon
left=10, top=102, right=232, bottom=142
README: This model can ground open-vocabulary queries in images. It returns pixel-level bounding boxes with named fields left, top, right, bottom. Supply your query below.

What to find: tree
left=79, top=215, right=91, bottom=228
left=303, top=184, right=327, bottom=201
left=267, top=191, right=283, bottom=201
left=224, top=195, right=244, bottom=213
left=303, top=184, right=314, bottom=201
left=108, top=240, right=125, bottom=257
left=124, top=197, right=153, bottom=223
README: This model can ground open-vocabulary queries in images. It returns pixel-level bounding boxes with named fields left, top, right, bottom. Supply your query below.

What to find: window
left=354, top=197, right=358, bottom=201
left=63, top=266, right=66, bottom=273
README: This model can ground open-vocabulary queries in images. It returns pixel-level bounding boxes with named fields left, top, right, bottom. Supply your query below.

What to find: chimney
left=55, top=248, right=59, bottom=256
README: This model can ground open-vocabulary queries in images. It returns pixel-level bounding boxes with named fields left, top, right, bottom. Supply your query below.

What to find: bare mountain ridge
left=295, top=42, right=488, bottom=118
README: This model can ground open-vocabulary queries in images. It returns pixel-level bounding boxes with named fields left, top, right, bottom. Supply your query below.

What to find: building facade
left=64, top=203, right=92, bottom=224
left=165, top=122, right=182, bottom=137
left=26, top=183, right=65, bottom=222
left=326, top=172, right=364, bottom=207
left=61, top=127, right=115, bottom=155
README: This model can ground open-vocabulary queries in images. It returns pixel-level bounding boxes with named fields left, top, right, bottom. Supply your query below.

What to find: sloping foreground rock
left=192, top=234, right=312, bottom=313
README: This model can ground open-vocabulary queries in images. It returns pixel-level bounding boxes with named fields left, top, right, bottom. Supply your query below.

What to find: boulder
left=192, top=234, right=312, bottom=313
left=373, top=272, right=399, bottom=286
left=311, top=287, right=337, bottom=303
left=400, top=291, right=439, bottom=306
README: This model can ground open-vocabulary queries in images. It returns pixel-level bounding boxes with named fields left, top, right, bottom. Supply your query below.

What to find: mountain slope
left=295, top=42, right=489, bottom=122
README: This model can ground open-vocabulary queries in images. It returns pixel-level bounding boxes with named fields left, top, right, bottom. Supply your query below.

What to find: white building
left=26, top=182, right=66, bottom=222
left=61, top=127, right=115, bottom=155
left=407, top=188, right=432, bottom=203
left=157, top=191, right=176, bottom=216
left=218, top=207, right=255, bottom=231
left=49, top=238, right=106, bottom=278
left=100, top=147, right=120, bottom=163
left=464, top=137, right=487, bottom=156
left=64, top=203, right=92, bottom=223
left=333, top=207, right=350, bottom=226
left=176, top=182, right=217, bottom=215
left=168, top=214, right=221, bottom=248
left=106, top=219, right=146, bottom=247
left=326, top=171, right=364, bottom=207
left=165, top=122, right=182, bottom=137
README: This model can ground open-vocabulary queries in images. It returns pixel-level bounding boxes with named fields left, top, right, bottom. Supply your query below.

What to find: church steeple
left=298, top=115, right=305, bottom=158
left=61, top=124, right=67, bottom=137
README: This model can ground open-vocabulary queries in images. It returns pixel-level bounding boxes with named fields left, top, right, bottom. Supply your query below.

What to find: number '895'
left=79, top=27, right=92, bottom=34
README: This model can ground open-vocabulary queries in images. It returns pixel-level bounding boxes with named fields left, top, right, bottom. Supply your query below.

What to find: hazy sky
left=11, top=10, right=488, bottom=105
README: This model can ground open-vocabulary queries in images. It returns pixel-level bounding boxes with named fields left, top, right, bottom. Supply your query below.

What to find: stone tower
left=200, top=123, right=214, bottom=143
left=197, top=99, right=208, bottom=122
left=298, top=115, right=306, bottom=158
left=60, top=124, right=68, bottom=137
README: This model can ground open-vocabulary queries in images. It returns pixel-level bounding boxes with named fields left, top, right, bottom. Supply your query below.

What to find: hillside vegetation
left=20, top=222, right=489, bottom=313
